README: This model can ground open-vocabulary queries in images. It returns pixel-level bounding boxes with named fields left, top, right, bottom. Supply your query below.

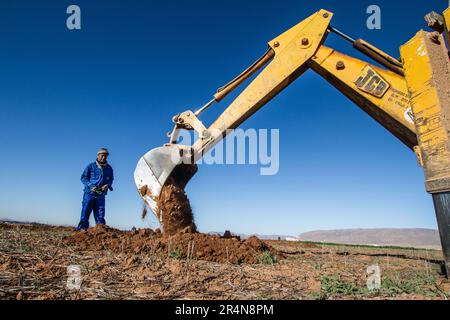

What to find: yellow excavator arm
left=135, top=8, right=450, bottom=275
left=182, top=9, right=417, bottom=162
left=310, top=45, right=415, bottom=148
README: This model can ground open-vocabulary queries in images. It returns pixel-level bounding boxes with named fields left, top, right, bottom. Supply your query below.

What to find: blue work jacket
left=81, top=161, right=114, bottom=196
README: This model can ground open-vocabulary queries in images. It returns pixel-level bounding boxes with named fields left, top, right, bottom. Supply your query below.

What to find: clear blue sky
left=0, top=0, right=448, bottom=235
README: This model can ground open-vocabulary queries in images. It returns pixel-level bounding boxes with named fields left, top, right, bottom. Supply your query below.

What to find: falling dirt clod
left=141, top=204, right=148, bottom=220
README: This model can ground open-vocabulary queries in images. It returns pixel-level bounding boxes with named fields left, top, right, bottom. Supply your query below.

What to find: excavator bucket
left=134, top=145, right=197, bottom=217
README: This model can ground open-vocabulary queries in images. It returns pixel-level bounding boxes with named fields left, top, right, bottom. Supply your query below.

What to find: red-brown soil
left=64, top=224, right=282, bottom=264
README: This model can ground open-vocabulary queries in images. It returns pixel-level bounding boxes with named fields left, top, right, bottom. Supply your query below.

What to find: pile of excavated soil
left=63, top=225, right=282, bottom=264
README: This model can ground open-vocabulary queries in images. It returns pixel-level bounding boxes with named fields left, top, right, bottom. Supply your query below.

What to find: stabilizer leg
left=432, top=193, right=450, bottom=277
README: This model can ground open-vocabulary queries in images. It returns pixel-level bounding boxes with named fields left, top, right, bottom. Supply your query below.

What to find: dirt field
left=0, top=222, right=449, bottom=300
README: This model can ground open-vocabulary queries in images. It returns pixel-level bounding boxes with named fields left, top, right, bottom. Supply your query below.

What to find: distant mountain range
left=297, top=228, right=441, bottom=250
left=0, top=218, right=35, bottom=225
left=216, top=228, right=442, bottom=250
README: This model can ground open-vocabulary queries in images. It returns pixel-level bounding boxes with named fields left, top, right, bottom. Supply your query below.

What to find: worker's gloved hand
left=101, top=184, right=109, bottom=192
left=91, top=186, right=103, bottom=195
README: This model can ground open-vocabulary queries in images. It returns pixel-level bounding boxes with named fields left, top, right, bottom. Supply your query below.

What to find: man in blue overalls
left=77, top=148, right=114, bottom=231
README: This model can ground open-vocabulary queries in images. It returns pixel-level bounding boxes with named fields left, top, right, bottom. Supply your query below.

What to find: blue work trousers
left=77, top=193, right=106, bottom=230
